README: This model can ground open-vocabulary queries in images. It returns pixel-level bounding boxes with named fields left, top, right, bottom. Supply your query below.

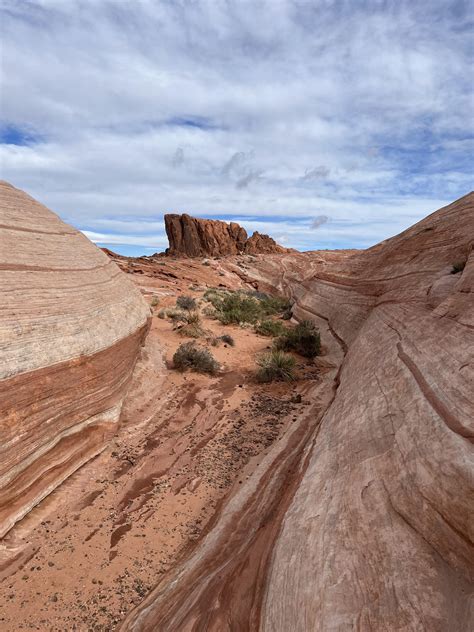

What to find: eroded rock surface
left=123, top=192, right=474, bottom=631
left=0, top=181, right=150, bottom=537
left=164, top=213, right=288, bottom=257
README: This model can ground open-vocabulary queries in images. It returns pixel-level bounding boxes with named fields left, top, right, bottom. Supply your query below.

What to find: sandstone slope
left=165, top=213, right=289, bottom=257
left=123, top=192, right=474, bottom=631
left=0, top=181, right=150, bottom=538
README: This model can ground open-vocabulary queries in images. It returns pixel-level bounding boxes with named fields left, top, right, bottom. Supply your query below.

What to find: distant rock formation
left=164, top=213, right=289, bottom=257
left=0, top=181, right=150, bottom=537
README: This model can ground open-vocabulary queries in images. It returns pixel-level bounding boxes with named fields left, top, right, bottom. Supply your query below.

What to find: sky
left=0, top=0, right=473, bottom=255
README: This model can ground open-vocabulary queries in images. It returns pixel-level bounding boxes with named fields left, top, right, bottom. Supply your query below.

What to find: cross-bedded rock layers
left=0, top=181, right=150, bottom=538
left=123, top=192, right=474, bottom=631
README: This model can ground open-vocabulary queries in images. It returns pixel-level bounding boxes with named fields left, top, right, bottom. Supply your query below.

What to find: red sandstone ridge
left=164, top=213, right=289, bottom=257
left=122, top=192, right=474, bottom=631
left=0, top=181, right=150, bottom=537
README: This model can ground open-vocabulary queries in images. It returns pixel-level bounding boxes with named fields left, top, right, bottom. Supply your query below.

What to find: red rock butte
left=164, top=212, right=290, bottom=257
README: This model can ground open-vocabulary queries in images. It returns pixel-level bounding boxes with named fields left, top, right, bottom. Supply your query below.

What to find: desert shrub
left=178, top=323, right=205, bottom=338
left=275, top=320, right=321, bottom=358
left=451, top=260, right=466, bottom=274
left=177, top=312, right=205, bottom=338
left=202, top=305, right=218, bottom=318
left=220, top=334, right=235, bottom=346
left=157, top=309, right=167, bottom=319
left=167, top=308, right=189, bottom=323
left=177, top=295, right=197, bottom=310
left=173, top=342, right=219, bottom=375
left=150, top=296, right=160, bottom=307
left=260, top=295, right=292, bottom=315
left=203, top=288, right=290, bottom=325
left=254, top=319, right=287, bottom=337
left=185, top=311, right=201, bottom=324
left=256, top=350, right=296, bottom=383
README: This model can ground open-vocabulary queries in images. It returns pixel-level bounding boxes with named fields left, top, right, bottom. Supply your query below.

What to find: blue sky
left=0, top=0, right=472, bottom=255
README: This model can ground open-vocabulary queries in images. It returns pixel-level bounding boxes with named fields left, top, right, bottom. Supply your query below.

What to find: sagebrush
left=173, top=342, right=219, bottom=374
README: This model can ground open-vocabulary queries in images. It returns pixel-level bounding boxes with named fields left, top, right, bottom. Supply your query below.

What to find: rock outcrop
left=243, top=230, right=288, bottom=254
left=122, top=192, right=474, bottom=631
left=164, top=213, right=288, bottom=257
left=0, top=181, right=150, bottom=537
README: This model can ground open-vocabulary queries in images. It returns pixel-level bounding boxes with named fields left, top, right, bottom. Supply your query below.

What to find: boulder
left=0, top=181, right=150, bottom=537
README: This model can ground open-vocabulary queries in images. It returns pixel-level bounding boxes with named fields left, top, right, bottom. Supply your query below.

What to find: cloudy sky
left=1, top=0, right=472, bottom=255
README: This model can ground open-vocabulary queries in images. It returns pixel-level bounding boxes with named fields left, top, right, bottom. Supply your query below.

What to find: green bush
left=150, top=296, right=160, bottom=307
left=157, top=309, right=167, bottom=319
left=203, top=288, right=290, bottom=326
left=451, top=260, right=466, bottom=274
left=254, top=319, right=287, bottom=337
left=215, top=293, right=262, bottom=325
left=173, top=342, right=219, bottom=375
left=256, top=350, right=296, bottom=383
left=259, top=295, right=292, bottom=315
left=275, top=320, right=321, bottom=358
left=177, top=295, right=197, bottom=310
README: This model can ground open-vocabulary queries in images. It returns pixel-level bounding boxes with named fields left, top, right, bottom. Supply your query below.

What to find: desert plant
left=150, top=296, right=160, bottom=307
left=157, top=309, right=167, bottom=319
left=177, top=295, right=197, bottom=310
left=214, top=293, right=262, bottom=325
left=177, top=311, right=205, bottom=338
left=254, top=319, right=287, bottom=337
left=256, top=350, right=296, bottom=383
left=173, top=342, right=220, bottom=375
left=275, top=320, right=321, bottom=358
left=167, top=308, right=189, bottom=323
left=220, top=334, right=235, bottom=346
left=451, top=260, right=466, bottom=274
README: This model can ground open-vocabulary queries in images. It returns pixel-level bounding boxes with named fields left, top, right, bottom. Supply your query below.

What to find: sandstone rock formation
left=123, top=192, right=474, bottom=631
left=164, top=213, right=288, bottom=257
left=243, top=230, right=288, bottom=254
left=0, top=181, right=150, bottom=537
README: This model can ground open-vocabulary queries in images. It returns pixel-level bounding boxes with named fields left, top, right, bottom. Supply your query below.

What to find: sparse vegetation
left=256, top=350, right=296, bottom=383
left=451, top=260, right=466, bottom=274
left=177, top=311, right=205, bottom=338
left=274, top=320, right=321, bottom=358
left=167, top=308, right=189, bottom=323
left=150, top=296, right=160, bottom=307
left=157, top=309, right=167, bottom=319
left=203, top=288, right=291, bottom=326
left=254, top=319, right=287, bottom=337
left=173, top=342, right=220, bottom=375
left=177, top=295, right=197, bottom=310
left=220, top=334, right=235, bottom=346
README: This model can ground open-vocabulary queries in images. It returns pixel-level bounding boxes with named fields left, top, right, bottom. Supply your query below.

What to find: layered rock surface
left=123, top=193, right=474, bottom=630
left=164, top=213, right=288, bottom=257
left=0, top=181, right=150, bottom=537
